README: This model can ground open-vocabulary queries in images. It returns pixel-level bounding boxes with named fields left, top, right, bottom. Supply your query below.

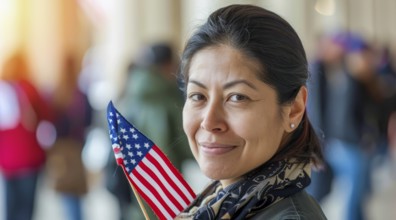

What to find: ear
left=283, top=86, right=307, bottom=132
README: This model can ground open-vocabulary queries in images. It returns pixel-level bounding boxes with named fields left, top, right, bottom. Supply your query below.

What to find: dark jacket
left=307, top=61, right=366, bottom=144
left=250, top=190, right=327, bottom=220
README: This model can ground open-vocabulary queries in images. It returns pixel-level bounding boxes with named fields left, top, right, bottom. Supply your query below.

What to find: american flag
left=107, top=101, right=196, bottom=220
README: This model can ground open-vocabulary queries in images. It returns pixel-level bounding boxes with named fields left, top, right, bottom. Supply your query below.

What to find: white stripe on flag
left=135, top=166, right=180, bottom=215
left=114, top=152, right=123, bottom=160
left=142, top=157, right=188, bottom=207
left=150, top=150, right=195, bottom=201
left=130, top=173, right=172, bottom=220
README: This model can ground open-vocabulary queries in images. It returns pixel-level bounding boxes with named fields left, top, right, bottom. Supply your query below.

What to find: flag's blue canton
left=107, top=102, right=155, bottom=171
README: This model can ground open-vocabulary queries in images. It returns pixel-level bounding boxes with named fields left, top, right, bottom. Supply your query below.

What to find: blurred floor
left=320, top=157, right=396, bottom=220
left=0, top=159, right=396, bottom=220
left=0, top=172, right=120, bottom=220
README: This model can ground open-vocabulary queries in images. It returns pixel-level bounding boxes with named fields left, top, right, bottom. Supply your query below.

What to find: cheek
left=182, top=107, right=200, bottom=158
left=238, top=113, right=284, bottom=148
left=182, top=106, right=197, bottom=141
left=231, top=114, right=265, bottom=138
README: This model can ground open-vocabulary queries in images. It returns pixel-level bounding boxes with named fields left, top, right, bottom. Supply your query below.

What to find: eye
left=228, top=94, right=250, bottom=102
left=188, top=93, right=206, bottom=102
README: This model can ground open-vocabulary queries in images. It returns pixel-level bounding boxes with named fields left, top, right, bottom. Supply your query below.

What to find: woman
left=177, top=4, right=326, bottom=219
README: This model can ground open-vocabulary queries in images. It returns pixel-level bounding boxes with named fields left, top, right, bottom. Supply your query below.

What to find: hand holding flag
left=107, top=101, right=196, bottom=220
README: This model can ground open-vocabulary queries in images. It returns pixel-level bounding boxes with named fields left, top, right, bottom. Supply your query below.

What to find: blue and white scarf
left=177, top=159, right=311, bottom=219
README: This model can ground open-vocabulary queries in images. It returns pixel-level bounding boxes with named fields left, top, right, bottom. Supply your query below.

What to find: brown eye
left=189, top=93, right=206, bottom=101
left=228, top=94, right=249, bottom=102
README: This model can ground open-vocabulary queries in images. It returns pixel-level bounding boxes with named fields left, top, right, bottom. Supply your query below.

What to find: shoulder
left=250, top=190, right=327, bottom=220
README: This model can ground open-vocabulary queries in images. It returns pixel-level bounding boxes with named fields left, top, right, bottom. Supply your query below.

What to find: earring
left=291, top=123, right=295, bottom=129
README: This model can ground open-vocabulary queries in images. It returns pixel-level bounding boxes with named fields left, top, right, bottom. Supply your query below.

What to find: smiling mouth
left=199, top=143, right=237, bottom=156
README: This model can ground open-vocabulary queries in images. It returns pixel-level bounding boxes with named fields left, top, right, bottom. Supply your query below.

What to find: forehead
left=188, top=45, right=262, bottom=82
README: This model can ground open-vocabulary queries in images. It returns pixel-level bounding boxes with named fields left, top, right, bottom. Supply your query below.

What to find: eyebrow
left=224, top=80, right=257, bottom=90
left=188, top=79, right=257, bottom=90
left=188, top=80, right=207, bottom=89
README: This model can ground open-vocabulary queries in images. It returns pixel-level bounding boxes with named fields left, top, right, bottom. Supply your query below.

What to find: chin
left=199, top=163, right=234, bottom=181
left=202, top=171, right=224, bottom=181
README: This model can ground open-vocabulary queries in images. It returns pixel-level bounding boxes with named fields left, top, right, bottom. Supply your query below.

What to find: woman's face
left=183, top=45, right=288, bottom=187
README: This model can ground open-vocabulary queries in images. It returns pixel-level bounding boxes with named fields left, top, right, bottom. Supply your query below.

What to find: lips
left=198, top=142, right=237, bottom=156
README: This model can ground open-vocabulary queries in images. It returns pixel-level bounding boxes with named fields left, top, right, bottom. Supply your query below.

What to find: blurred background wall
left=1, top=0, right=395, bottom=107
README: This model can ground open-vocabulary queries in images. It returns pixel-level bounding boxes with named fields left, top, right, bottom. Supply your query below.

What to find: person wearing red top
left=0, top=52, right=53, bottom=220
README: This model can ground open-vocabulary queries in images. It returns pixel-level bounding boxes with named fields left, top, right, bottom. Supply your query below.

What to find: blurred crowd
left=0, top=30, right=395, bottom=220
left=307, top=31, right=396, bottom=220
left=0, top=51, right=93, bottom=220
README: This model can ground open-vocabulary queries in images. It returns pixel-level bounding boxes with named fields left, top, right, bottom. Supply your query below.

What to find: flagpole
left=122, top=169, right=151, bottom=220
left=129, top=181, right=151, bottom=220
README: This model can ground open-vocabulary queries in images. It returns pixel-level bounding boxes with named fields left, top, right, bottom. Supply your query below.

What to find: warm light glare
left=0, top=0, right=12, bottom=14
left=0, top=0, right=17, bottom=31
left=315, top=0, right=335, bottom=16
left=0, top=0, right=20, bottom=67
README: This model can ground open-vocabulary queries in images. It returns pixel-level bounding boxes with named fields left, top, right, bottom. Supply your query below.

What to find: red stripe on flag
left=122, top=167, right=168, bottom=220
left=132, top=168, right=178, bottom=217
left=146, top=152, right=191, bottom=205
left=139, top=160, right=184, bottom=212
left=132, top=167, right=175, bottom=219
left=116, top=158, right=124, bottom=166
left=152, top=146, right=196, bottom=198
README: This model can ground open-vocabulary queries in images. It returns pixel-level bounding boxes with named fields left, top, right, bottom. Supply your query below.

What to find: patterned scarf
left=176, top=159, right=311, bottom=220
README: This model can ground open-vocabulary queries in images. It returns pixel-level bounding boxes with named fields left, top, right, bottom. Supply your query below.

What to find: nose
left=200, top=100, right=227, bottom=132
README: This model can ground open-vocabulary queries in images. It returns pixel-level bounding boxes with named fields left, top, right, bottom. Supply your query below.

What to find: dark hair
left=178, top=4, right=323, bottom=165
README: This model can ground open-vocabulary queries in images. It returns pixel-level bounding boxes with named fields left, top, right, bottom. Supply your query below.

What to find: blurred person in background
left=389, top=112, right=396, bottom=162
left=46, top=54, right=93, bottom=220
left=307, top=32, right=384, bottom=220
left=375, top=47, right=396, bottom=162
left=120, top=42, right=190, bottom=171
left=0, top=51, right=53, bottom=220
left=105, top=43, right=191, bottom=220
